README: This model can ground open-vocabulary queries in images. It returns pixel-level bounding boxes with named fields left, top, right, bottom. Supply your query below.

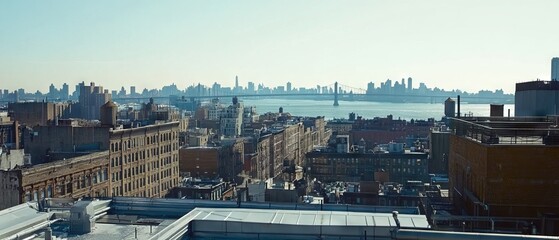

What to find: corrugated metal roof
left=186, top=208, right=429, bottom=228
left=150, top=207, right=430, bottom=240
left=0, top=202, right=53, bottom=239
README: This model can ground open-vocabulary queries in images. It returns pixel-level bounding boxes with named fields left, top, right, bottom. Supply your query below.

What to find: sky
left=1, top=1, right=558, bottom=94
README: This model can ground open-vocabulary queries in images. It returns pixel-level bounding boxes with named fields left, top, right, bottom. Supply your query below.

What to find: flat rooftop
left=3, top=197, right=559, bottom=239
left=153, top=207, right=429, bottom=239
left=0, top=197, right=425, bottom=240
left=516, top=80, right=559, bottom=91
left=450, top=116, right=559, bottom=145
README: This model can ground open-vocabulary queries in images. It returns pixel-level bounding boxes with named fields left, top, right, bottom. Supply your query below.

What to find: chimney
left=13, top=121, right=20, bottom=150
left=457, top=95, right=461, bottom=118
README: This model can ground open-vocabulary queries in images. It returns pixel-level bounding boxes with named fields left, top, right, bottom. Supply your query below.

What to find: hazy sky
left=1, top=1, right=558, bottom=94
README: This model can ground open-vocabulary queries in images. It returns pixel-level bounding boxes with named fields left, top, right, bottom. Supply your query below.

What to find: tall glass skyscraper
left=552, top=57, right=559, bottom=81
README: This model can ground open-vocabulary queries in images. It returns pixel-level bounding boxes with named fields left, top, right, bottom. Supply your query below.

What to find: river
left=240, top=98, right=515, bottom=120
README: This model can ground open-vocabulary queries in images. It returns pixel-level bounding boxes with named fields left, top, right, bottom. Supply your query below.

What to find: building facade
left=78, top=82, right=111, bottom=120
left=179, top=139, right=244, bottom=181
left=8, top=102, right=72, bottom=126
left=429, top=129, right=450, bottom=174
left=0, top=151, right=110, bottom=210
left=515, top=80, right=559, bottom=116
left=179, top=147, right=220, bottom=178
left=23, top=120, right=181, bottom=199
left=306, top=151, right=428, bottom=183
left=24, top=124, right=111, bottom=164
left=220, top=99, right=243, bottom=137
left=449, top=117, right=559, bottom=232
left=109, top=122, right=180, bottom=198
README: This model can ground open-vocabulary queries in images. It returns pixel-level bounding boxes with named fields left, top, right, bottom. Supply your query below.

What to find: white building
left=220, top=97, right=243, bottom=137
left=207, top=98, right=223, bottom=120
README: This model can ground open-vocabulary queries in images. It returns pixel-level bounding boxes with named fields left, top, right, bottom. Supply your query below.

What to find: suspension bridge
left=110, top=82, right=512, bottom=106
left=1, top=82, right=513, bottom=105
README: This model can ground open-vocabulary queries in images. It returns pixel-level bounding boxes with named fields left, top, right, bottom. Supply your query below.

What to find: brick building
left=22, top=120, right=181, bottom=199
left=179, top=138, right=244, bottom=181
left=350, top=115, right=433, bottom=147
left=24, top=124, right=111, bottom=164
left=0, top=151, right=109, bottom=210
left=429, top=128, right=450, bottom=174
left=108, top=122, right=180, bottom=198
left=8, top=102, right=72, bottom=126
left=449, top=117, right=559, bottom=234
left=269, top=130, right=285, bottom=179
left=306, top=151, right=428, bottom=183
left=255, top=134, right=271, bottom=180
left=179, top=147, right=220, bottom=178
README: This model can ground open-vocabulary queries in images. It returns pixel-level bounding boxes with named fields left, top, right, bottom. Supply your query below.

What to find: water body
left=241, top=98, right=515, bottom=120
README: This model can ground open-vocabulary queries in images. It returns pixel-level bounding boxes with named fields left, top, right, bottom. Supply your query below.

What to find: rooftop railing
left=450, top=116, right=559, bottom=145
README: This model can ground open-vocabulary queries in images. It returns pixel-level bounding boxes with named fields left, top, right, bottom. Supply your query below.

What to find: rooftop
left=2, top=197, right=558, bottom=239
left=153, top=207, right=429, bottom=239
left=450, top=116, right=559, bottom=145
left=516, top=80, right=559, bottom=91
left=0, top=197, right=425, bottom=240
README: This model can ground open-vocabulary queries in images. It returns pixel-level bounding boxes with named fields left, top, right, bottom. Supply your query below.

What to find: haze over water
left=241, top=98, right=515, bottom=120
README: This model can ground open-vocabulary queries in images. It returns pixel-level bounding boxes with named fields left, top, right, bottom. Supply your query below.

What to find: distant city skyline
left=1, top=1, right=559, bottom=93
left=0, top=77, right=509, bottom=96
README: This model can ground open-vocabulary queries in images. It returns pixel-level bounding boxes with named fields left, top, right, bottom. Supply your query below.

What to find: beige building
left=0, top=151, right=110, bottom=210
left=284, top=123, right=303, bottom=167
left=109, top=122, right=180, bottom=198
left=1, top=120, right=181, bottom=210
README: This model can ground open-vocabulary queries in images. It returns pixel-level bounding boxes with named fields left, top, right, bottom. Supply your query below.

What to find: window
left=81, top=177, right=86, bottom=188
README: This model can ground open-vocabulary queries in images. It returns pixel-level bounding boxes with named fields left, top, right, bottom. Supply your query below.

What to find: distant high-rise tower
left=78, top=82, right=112, bottom=120
left=61, top=83, right=69, bottom=100
left=287, top=82, right=292, bottom=92
left=235, top=76, right=239, bottom=89
left=247, top=82, right=255, bottom=93
left=130, top=86, right=136, bottom=96
left=407, top=77, right=413, bottom=92
left=552, top=57, right=559, bottom=81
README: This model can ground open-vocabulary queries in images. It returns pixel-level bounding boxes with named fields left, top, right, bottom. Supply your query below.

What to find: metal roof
left=150, top=207, right=430, bottom=239
left=0, top=202, right=53, bottom=239
left=188, top=208, right=429, bottom=227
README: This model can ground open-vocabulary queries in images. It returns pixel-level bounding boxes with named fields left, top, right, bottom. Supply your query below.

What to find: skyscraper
left=247, top=82, right=255, bottom=93
left=61, top=83, right=69, bottom=100
left=552, top=57, right=559, bottom=81
left=79, top=82, right=112, bottom=120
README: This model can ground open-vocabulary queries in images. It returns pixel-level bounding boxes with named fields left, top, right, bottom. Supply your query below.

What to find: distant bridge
left=112, top=81, right=512, bottom=105
left=1, top=82, right=513, bottom=105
